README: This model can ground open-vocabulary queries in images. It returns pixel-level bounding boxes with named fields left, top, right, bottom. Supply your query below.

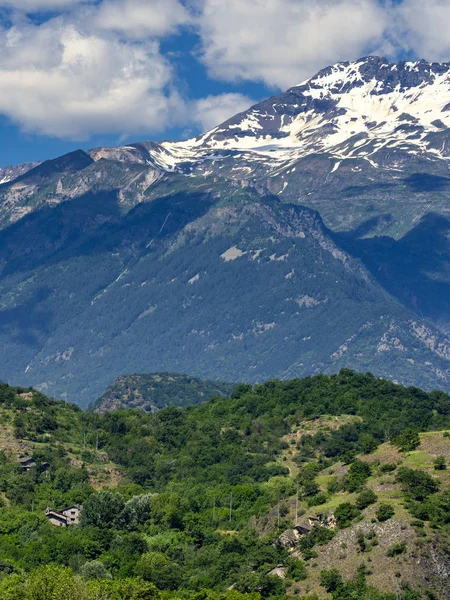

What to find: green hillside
left=0, top=371, right=448, bottom=598
left=91, top=372, right=235, bottom=413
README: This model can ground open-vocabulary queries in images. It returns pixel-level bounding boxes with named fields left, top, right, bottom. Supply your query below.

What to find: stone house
left=277, top=512, right=336, bottom=548
left=45, top=510, right=68, bottom=527
left=46, top=505, right=82, bottom=527
left=19, top=457, right=36, bottom=471
left=19, top=457, right=49, bottom=473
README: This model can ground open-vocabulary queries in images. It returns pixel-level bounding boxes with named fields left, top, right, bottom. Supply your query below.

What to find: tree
left=335, top=503, right=360, bottom=528
left=81, top=491, right=126, bottom=529
left=25, top=565, right=86, bottom=600
left=0, top=574, right=26, bottom=600
left=355, top=489, right=377, bottom=510
left=393, top=429, right=420, bottom=453
left=376, top=503, right=395, bottom=522
left=396, top=468, right=440, bottom=501
left=80, top=560, right=112, bottom=581
left=343, top=460, right=371, bottom=492
left=134, top=552, right=182, bottom=590
left=124, top=494, right=152, bottom=528
left=86, top=577, right=160, bottom=600
left=320, top=569, right=343, bottom=593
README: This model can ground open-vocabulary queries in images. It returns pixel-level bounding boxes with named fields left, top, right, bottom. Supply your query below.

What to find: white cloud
left=94, top=0, right=190, bottom=40
left=193, top=93, right=255, bottom=131
left=0, top=0, right=84, bottom=9
left=195, top=0, right=388, bottom=88
left=0, top=19, right=186, bottom=139
left=394, top=0, right=450, bottom=61
left=1, top=0, right=450, bottom=143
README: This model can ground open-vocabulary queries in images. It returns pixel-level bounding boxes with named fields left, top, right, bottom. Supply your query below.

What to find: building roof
left=46, top=511, right=67, bottom=523
left=19, top=456, right=35, bottom=464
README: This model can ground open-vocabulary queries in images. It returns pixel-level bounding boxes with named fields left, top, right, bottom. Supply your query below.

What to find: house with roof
left=19, top=457, right=36, bottom=471
left=46, top=505, right=82, bottom=527
left=45, top=510, right=69, bottom=527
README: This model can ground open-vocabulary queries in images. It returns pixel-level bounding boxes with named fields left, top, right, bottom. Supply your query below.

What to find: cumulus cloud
left=0, top=0, right=84, bottom=9
left=1, top=0, right=450, bottom=142
left=94, top=0, right=191, bottom=40
left=0, top=19, right=186, bottom=138
left=193, top=93, right=256, bottom=131
left=394, top=0, right=450, bottom=61
left=195, top=0, right=388, bottom=88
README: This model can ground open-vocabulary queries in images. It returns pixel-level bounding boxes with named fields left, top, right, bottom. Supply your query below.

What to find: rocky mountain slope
left=91, top=372, right=235, bottom=414
left=2, top=56, right=450, bottom=405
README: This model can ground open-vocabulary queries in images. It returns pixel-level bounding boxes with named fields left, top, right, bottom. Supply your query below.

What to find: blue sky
left=0, top=0, right=448, bottom=167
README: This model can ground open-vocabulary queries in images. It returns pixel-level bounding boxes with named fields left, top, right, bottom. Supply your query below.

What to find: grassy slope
left=281, top=431, right=450, bottom=598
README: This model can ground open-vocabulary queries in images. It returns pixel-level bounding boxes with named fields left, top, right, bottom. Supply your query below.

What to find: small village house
left=46, top=505, right=82, bottom=527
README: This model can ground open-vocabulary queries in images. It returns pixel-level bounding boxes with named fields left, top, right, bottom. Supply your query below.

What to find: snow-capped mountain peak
left=88, top=56, right=450, bottom=177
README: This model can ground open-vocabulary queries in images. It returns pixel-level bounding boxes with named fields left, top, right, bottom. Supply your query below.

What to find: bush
left=376, top=503, right=395, bottom=522
left=320, top=569, right=343, bottom=593
left=434, top=456, right=446, bottom=471
left=396, top=468, right=440, bottom=500
left=307, top=492, right=328, bottom=507
left=379, top=463, right=397, bottom=473
left=387, top=542, right=407, bottom=557
left=335, top=503, right=360, bottom=528
left=355, top=489, right=377, bottom=510
left=343, top=460, right=371, bottom=492
left=393, top=429, right=420, bottom=453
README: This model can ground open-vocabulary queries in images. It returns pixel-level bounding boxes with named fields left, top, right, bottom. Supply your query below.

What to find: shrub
left=396, top=468, right=440, bottom=500
left=434, top=456, right=446, bottom=471
left=379, top=463, right=397, bottom=473
left=376, top=503, right=395, bottom=522
left=343, top=460, right=371, bottom=492
left=320, top=569, right=343, bottom=593
left=387, top=542, right=407, bottom=557
left=335, top=503, right=360, bottom=528
left=393, top=429, right=420, bottom=453
left=355, top=489, right=377, bottom=510
left=307, top=492, right=328, bottom=507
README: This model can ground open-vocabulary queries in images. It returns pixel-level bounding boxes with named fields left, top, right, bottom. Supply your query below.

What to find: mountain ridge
left=1, top=56, right=450, bottom=404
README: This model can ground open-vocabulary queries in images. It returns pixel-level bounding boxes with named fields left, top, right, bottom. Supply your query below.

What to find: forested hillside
left=0, top=371, right=448, bottom=599
left=92, top=372, right=235, bottom=414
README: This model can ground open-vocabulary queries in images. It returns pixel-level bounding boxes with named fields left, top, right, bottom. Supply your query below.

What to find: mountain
left=0, top=161, right=40, bottom=185
left=0, top=371, right=449, bottom=598
left=2, top=57, right=450, bottom=404
left=91, top=372, right=235, bottom=414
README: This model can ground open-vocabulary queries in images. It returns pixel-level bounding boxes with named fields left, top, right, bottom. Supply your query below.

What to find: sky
left=0, top=0, right=450, bottom=167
